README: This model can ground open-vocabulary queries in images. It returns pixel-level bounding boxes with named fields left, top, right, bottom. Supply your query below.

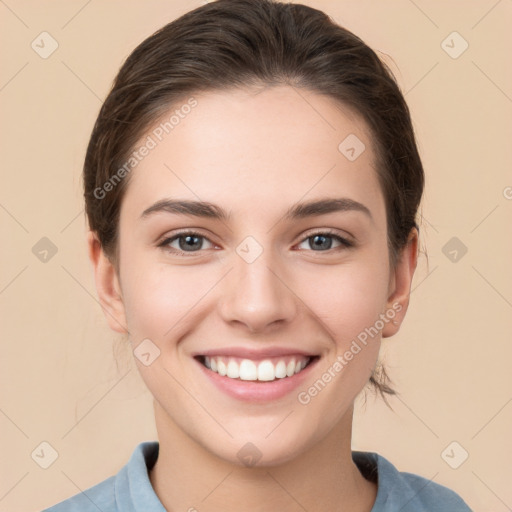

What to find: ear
left=87, top=231, right=128, bottom=334
left=382, top=227, right=419, bottom=338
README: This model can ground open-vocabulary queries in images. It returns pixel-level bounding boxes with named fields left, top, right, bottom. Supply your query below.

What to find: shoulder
left=352, top=451, right=473, bottom=512
left=42, top=441, right=163, bottom=512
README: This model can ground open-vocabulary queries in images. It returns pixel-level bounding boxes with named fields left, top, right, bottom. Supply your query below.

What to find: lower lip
left=195, top=357, right=318, bottom=402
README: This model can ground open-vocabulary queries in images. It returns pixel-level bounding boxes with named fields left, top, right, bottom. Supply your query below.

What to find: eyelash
left=157, top=229, right=354, bottom=257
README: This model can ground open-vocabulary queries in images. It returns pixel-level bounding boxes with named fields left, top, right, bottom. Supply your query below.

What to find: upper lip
left=194, top=347, right=318, bottom=359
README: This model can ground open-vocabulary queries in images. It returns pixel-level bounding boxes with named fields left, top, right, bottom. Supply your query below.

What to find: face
left=91, top=86, right=416, bottom=466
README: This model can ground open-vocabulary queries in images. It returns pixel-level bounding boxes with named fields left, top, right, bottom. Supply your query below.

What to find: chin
left=217, top=437, right=310, bottom=469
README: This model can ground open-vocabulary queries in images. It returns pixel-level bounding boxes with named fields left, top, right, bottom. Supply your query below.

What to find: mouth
left=193, top=347, right=320, bottom=402
left=196, top=354, right=317, bottom=382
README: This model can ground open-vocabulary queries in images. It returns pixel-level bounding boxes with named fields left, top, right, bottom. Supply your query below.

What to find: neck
left=149, top=401, right=377, bottom=512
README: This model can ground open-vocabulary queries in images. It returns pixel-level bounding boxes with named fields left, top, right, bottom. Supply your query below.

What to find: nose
left=218, top=248, right=298, bottom=333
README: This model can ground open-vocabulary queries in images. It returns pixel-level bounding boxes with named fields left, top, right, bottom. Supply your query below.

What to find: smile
left=201, top=355, right=311, bottom=382
left=194, top=348, right=320, bottom=402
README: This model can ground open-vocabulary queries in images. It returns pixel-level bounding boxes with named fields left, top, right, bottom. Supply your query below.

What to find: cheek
left=291, top=262, right=389, bottom=427
left=120, top=254, right=216, bottom=341
left=298, top=257, right=390, bottom=347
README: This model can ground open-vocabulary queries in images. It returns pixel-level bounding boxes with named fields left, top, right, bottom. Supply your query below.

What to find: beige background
left=1, top=1, right=511, bottom=511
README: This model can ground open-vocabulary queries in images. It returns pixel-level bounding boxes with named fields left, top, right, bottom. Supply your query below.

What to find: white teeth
left=257, top=360, right=275, bottom=381
left=202, top=356, right=311, bottom=381
left=239, top=359, right=257, bottom=380
left=217, top=360, right=227, bottom=376
left=275, top=360, right=287, bottom=379
left=226, top=360, right=239, bottom=378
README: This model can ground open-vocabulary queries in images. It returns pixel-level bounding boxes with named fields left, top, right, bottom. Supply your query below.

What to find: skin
left=88, top=85, right=418, bottom=512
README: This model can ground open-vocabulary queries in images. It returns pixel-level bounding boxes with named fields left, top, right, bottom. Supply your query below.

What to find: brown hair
left=84, top=0, right=424, bottom=401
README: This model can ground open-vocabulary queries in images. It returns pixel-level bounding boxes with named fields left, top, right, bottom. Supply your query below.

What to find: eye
left=296, top=231, right=353, bottom=252
left=158, top=229, right=353, bottom=256
left=159, top=231, right=215, bottom=255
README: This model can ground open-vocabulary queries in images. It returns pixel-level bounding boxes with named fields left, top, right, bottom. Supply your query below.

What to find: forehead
left=120, top=86, right=385, bottom=224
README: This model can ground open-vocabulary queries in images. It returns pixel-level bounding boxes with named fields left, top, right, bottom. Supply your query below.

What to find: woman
left=45, top=0, right=472, bottom=510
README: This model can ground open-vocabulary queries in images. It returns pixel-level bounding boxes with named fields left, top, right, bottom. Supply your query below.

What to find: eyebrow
left=140, top=197, right=372, bottom=222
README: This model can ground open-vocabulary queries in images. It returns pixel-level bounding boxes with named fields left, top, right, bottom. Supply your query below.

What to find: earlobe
left=382, top=228, right=419, bottom=338
left=86, top=231, right=128, bottom=334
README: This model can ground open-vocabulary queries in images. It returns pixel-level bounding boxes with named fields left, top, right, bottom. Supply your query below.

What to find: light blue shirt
left=43, top=441, right=472, bottom=511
